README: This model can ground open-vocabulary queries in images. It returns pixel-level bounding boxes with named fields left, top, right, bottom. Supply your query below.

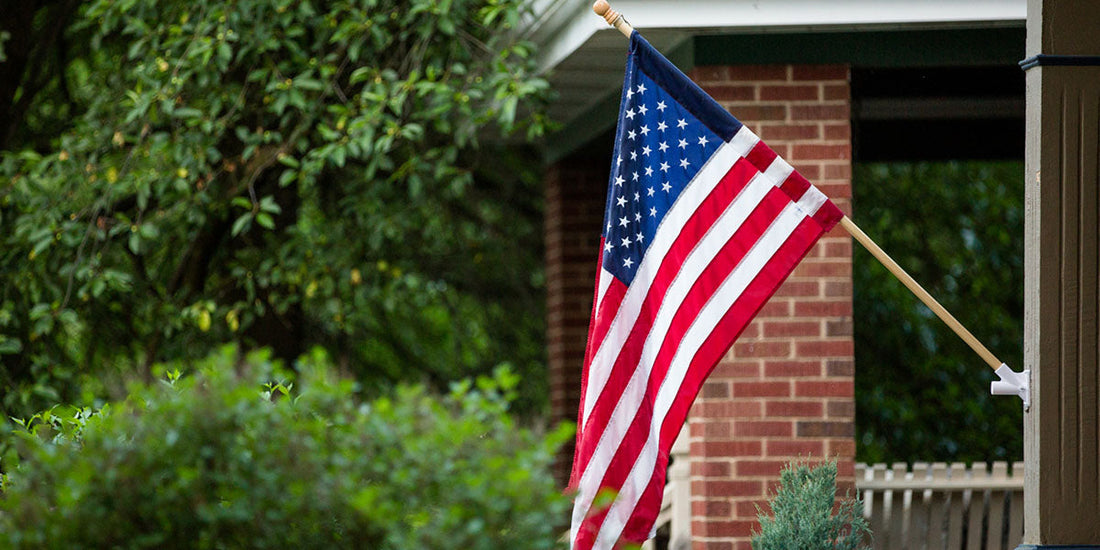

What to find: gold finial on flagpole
left=593, top=0, right=634, bottom=38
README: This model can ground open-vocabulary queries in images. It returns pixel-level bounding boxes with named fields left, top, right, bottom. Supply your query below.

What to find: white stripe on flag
left=593, top=201, right=810, bottom=547
left=727, top=125, right=760, bottom=157
left=594, top=268, right=614, bottom=312
left=569, top=167, right=774, bottom=534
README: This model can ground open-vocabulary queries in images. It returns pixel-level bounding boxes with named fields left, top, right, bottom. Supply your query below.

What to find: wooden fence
left=646, top=460, right=1025, bottom=550
left=858, top=462, right=1025, bottom=550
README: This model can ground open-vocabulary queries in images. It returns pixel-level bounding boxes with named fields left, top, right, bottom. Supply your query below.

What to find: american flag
left=568, top=32, right=844, bottom=549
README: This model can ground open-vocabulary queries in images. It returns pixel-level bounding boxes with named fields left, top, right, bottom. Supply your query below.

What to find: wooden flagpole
left=591, top=0, right=1004, bottom=372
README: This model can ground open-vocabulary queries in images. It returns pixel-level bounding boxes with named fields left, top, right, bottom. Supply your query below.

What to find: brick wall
left=545, top=155, right=608, bottom=483
left=685, top=64, right=855, bottom=550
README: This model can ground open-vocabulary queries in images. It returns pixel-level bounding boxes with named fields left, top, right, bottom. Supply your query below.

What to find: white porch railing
left=858, top=461, right=1025, bottom=550
left=644, top=457, right=1024, bottom=550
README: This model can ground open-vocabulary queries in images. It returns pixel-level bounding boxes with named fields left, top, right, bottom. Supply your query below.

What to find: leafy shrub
left=753, top=460, right=871, bottom=550
left=0, top=347, right=572, bottom=549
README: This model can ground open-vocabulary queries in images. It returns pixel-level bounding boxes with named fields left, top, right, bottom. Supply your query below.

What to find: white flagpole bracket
left=990, top=363, right=1030, bottom=411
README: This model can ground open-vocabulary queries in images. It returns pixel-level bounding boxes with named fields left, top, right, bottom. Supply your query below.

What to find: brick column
left=545, top=153, right=608, bottom=483
left=685, top=65, right=856, bottom=550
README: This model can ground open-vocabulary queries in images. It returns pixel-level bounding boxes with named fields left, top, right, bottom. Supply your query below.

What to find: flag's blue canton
left=603, top=66, right=722, bottom=286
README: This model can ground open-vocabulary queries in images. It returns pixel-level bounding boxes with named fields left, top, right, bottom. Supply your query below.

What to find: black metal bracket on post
left=1019, top=54, right=1100, bottom=71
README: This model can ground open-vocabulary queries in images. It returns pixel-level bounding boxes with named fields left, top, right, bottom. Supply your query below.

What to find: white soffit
left=524, top=0, right=1025, bottom=160
left=529, top=0, right=1026, bottom=75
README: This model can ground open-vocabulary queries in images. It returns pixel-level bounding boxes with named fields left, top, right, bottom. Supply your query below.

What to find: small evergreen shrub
left=0, top=347, right=572, bottom=549
left=752, top=460, right=871, bottom=550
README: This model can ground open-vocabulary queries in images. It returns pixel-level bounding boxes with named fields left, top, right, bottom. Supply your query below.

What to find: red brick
left=690, top=420, right=732, bottom=439
left=795, top=380, right=854, bottom=398
left=796, top=340, right=855, bottom=358
left=711, top=361, right=761, bottom=379
left=765, top=400, right=825, bottom=417
left=723, top=104, right=786, bottom=122
left=736, top=459, right=788, bottom=477
left=794, top=300, right=852, bottom=317
left=690, top=536, right=734, bottom=550
left=735, top=420, right=793, bottom=437
left=707, top=84, right=756, bottom=101
left=792, top=144, right=851, bottom=160
left=824, top=281, right=853, bottom=298
left=764, top=360, right=822, bottom=377
left=823, top=123, right=851, bottom=140
left=791, top=65, right=848, bottom=81
left=769, top=143, right=791, bottom=158
left=757, top=123, right=820, bottom=141
left=694, top=480, right=764, bottom=499
left=823, top=84, right=851, bottom=100
left=691, top=65, right=729, bottom=83
left=756, top=300, right=790, bottom=317
left=816, top=181, right=853, bottom=199
left=790, top=104, right=849, bottom=121
left=828, top=438, right=857, bottom=458
left=727, top=65, right=789, bottom=81
left=695, top=541, right=734, bottom=550
left=793, top=163, right=822, bottom=179
left=732, top=381, right=790, bottom=398
left=702, top=380, right=731, bottom=398
left=827, top=400, right=855, bottom=418
left=792, top=261, right=851, bottom=278
left=698, top=401, right=763, bottom=418
left=826, top=319, right=853, bottom=337
left=693, top=460, right=733, bottom=478
left=736, top=499, right=769, bottom=518
left=739, top=322, right=760, bottom=338
left=733, top=341, right=790, bottom=358
left=694, top=519, right=758, bottom=538
left=734, top=540, right=755, bottom=550
left=763, top=320, right=821, bottom=338
left=772, top=280, right=820, bottom=297
left=694, top=499, right=733, bottom=517
left=693, top=439, right=762, bottom=458
left=758, top=84, right=820, bottom=101
left=826, top=359, right=854, bottom=377
left=824, top=164, right=852, bottom=179
left=796, top=420, right=854, bottom=437
left=766, top=439, right=824, bottom=457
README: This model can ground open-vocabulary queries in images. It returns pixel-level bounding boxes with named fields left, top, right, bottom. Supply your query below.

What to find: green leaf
left=231, top=213, right=253, bottom=236
left=255, top=212, right=274, bottom=229
left=0, top=336, right=23, bottom=355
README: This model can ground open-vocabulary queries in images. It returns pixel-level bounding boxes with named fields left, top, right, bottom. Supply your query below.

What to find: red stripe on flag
left=813, top=199, right=844, bottom=228
left=745, top=140, right=778, bottom=173
left=780, top=171, right=812, bottom=201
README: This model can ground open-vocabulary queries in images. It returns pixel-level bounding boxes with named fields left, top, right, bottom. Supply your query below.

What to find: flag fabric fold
left=568, top=31, right=844, bottom=550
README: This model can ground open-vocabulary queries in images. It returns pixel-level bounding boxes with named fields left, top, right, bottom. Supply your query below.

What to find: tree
left=853, top=161, right=1024, bottom=463
left=0, top=0, right=552, bottom=418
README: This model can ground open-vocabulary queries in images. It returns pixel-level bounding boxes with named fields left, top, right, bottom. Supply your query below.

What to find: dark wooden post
left=1021, top=0, right=1100, bottom=546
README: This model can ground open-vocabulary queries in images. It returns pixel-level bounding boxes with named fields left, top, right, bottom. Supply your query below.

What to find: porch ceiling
left=524, top=0, right=1026, bottom=162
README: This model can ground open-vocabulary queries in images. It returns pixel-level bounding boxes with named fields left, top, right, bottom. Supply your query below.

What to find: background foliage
left=0, top=347, right=572, bottom=549
left=853, top=161, right=1024, bottom=463
left=0, top=0, right=551, bottom=420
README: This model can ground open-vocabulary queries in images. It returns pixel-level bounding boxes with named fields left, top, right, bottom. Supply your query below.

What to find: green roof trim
left=694, top=27, right=1025, bottom=68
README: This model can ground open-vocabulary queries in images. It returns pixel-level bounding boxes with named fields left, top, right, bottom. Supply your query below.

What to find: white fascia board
left=531, top=0, right=1025, bottom=74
